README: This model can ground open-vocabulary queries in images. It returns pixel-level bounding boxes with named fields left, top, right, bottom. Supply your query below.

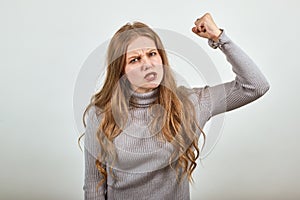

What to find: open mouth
left=144, top=72, right=157, bottom=81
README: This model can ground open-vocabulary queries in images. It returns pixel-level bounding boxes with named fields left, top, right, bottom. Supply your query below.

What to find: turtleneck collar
left=129, top=88, right=159, bottom=108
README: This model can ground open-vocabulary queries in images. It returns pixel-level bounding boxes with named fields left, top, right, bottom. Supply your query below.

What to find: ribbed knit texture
left=83, top=31, right=270, bottom=200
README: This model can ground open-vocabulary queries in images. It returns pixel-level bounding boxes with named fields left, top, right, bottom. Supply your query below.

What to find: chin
left=145, top=83, right=160, bottom=89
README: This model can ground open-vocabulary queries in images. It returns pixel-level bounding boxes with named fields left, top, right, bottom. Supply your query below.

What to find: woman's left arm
left=192, top=13, right=270, bottom=117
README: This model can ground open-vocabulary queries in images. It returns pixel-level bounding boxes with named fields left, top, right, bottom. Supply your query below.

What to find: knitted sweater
left=83, top=32, right=270, bottom=200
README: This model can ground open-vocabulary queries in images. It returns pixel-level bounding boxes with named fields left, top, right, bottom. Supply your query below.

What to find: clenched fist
left=192, top=13, right=222, bottom=42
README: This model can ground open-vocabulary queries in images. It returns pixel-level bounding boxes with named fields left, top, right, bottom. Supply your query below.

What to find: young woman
left=81, top=13, right=270, bottom=200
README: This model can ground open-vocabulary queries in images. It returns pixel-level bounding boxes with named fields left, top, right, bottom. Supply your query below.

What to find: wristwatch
left=208, top=29, right=226, bottom=49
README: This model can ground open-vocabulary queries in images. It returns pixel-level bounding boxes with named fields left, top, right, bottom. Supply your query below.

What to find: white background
left=1, top=0, right=299, bottom=199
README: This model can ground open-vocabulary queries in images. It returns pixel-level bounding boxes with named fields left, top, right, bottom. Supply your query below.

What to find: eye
left=129, top=57, right=140, bottom=64
left=149, top=51, right=157, bottom=56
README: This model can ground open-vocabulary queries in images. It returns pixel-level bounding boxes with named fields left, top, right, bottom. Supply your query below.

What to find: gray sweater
left=83, top=32, right=270, bottom=200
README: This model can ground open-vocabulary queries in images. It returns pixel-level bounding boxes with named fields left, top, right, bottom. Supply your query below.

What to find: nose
left=141, top=56, right=152, bottom=71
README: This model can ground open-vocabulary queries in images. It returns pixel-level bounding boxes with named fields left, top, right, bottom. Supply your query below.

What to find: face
left=124, top=36, right=164, bottom=93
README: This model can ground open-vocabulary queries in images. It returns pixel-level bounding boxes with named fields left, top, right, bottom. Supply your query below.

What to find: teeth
left=145, top=72, right=156, bottom=81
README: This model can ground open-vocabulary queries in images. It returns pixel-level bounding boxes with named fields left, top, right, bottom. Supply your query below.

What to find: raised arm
left=192, top=13, right=270, bottom=117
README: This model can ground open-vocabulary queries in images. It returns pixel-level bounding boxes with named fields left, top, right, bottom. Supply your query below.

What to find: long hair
left=80, top=22, right=206, bottom=188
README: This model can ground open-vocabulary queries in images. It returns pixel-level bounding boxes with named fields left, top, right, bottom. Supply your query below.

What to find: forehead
left=127, top=36, right=156, bottom=53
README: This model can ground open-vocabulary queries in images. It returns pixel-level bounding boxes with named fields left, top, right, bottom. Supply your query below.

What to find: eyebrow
left=126, top=48, right=157, bottom=60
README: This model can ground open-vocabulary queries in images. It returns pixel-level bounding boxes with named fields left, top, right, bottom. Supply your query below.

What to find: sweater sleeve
left=194, top=30, right=270, bottom=118
left=83, top=106, right=107, bottom=200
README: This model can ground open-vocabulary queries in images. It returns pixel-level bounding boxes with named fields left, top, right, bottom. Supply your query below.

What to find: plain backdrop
left=1, top=0, right=299, bottom=199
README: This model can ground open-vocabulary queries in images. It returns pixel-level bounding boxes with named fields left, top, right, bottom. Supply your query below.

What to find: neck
left=129, top=88, right=159, bottom=108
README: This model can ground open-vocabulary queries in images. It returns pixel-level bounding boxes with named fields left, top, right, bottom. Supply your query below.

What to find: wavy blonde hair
left=80, top=22, right=206, bottom=188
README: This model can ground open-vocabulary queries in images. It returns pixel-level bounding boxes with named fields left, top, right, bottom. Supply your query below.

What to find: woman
left=81, top=13, right=270, bottom=200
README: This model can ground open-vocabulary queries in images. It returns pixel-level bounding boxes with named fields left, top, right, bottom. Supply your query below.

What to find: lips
left=144, top=72, right=157, bottom=81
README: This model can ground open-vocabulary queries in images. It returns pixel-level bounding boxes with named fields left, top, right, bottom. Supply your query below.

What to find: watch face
left=208, top=39, right=220, bottom=49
